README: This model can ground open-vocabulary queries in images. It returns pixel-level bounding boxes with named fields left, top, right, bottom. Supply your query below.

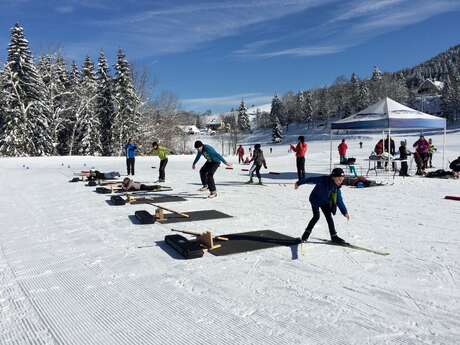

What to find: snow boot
left=208, top=191, right=217, bottom=199
left=198, top=186, right=209, bottom=191
left=331, top=234, right=347, bottom=245
left=257, top=179, right=263, bottom=185
left=245, top=178, right=253, bottom=184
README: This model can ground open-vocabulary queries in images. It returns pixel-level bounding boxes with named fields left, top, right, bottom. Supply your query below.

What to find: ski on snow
left=309, top=237, right=390, bottom=256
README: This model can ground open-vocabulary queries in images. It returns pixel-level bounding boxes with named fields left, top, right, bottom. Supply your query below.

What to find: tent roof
left=331, top=97, right=446, bottom=130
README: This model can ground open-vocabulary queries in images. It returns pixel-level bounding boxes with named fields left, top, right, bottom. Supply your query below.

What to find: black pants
left=126, top=158, right=135, bottom=175
left=249, top=164, right=262, bottom=180
left=303, top=205, right=337, bottom=239
left=200, top=161, right=220, bottom=192
left=159, top=158, right=168, bottom=180
left=399, top=161, right=408, bottom=176
left=238, top=155, right=244, bottom=164
left=296, top=157, right=305, bottom=181
left=140, top=184, right=156, bottom=191
left=428, top=153, right=433, bottom=167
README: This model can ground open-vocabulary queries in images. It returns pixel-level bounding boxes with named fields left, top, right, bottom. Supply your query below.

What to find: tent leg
left=329, top=129, right=333, bottom=172
left=388, top=128, right=391, bottom=183
left=443, top=125, right=446, bottom=169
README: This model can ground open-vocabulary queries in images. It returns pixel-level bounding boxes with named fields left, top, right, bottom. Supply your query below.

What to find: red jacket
left=290, top=143, right=308, bottom=157
left=338, top=143, right=348, bottom=156
left=236, top=146, right=244, bottom=156
left=374, top=140, right=384, bottom=155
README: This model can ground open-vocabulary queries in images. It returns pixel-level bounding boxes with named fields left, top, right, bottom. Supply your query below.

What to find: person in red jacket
left=338, top=139, right=348, bottom=164
left=290, top=135, right=308, bottom=181
left=374, top=139, right=384, bottom=169
left=236, top=145, right=245, bottom=164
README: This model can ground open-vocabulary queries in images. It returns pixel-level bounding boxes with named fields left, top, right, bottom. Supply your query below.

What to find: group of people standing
left=123, top=139, right=172, bottom=182
left=373, top=135, right=437, bottom=176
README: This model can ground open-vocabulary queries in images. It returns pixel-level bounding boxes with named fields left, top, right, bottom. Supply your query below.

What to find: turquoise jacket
left=193, top=144, right=227, bottom=165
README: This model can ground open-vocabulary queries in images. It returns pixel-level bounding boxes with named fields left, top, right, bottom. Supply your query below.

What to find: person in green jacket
left=152, top=142, right=172, bottom=182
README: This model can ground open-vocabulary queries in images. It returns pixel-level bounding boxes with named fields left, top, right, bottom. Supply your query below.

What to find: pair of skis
left=300, top=238, right=389, bottom=256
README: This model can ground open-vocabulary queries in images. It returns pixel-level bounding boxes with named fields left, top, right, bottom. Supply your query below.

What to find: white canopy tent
left=329, top=97, right=447, bottom=173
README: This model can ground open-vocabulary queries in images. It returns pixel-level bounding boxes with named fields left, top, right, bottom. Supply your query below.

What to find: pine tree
left=370, top=66, right=385, bottom=102
left=237, top=100, right=250, bottom=131
left=67, top=61, right=82, bottom=155
left=270, top=95, right=283, bottom=142
left=112, top=49, right=141, bottom=155
left=357, top=81, right=370, bottom=110
left=299, top=91, right=313, bottom=126
left=78, top=56, right=102, bottom=155
left=0, top=23, right=53, bottom=156
left=392, top=72, right=409, bottom=104
left=95, top=50, right=115, bottom=156
left=371, top=66, right=383, bottom=81
left=272, top=116, right=283, bottom=143
left=38, top=53, right=71, bottom=155
left=350, top=73, right=360, bottom=112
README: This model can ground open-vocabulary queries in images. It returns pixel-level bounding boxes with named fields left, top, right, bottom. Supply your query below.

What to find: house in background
left=177, top=125, right=200, bottom=135
left=414, top=79, right=445, bottom=115
left=205, top=118, right=225, bottom=131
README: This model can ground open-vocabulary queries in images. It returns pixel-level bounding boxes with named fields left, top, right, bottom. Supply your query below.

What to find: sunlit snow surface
left=1, top=130, right=459, bottom=344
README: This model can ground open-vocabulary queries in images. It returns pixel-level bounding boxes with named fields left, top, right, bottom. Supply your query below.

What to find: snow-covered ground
left=1, top=130, right=459, bottom=345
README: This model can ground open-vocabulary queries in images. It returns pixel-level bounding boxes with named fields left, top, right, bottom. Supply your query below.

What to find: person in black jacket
left=398, top=141, right=411, bottom=177
left=295, top=168, right=350, bottom=244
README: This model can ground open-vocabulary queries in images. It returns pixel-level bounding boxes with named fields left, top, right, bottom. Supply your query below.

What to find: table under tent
left=329, top=97, right=447, bottom=180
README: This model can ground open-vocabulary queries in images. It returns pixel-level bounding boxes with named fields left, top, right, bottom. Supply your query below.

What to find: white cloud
left=234, top=0, right=460, bottom=59
left=244, top=45, right=345, bottom=58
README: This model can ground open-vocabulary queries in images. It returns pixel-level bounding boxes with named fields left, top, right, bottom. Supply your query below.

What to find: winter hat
left=194, top=140, right=203, bottom=149
left=331, top=167, right=345, bottom=177
left=152, top=141, right=158, bottom=147
left=254, top=144, right=261, bottom=149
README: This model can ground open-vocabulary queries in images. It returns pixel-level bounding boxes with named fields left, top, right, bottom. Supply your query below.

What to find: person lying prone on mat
left=85, top=170, right=121, bottom=180
left=121, top=178, right=158, bottom=191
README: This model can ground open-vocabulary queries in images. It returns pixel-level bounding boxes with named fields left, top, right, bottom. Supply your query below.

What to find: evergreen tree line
left=0, top=24, right=141, bottom=157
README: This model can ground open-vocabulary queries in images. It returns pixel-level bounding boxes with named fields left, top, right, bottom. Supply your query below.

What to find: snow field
left=0, top=131, right=459, bottom=345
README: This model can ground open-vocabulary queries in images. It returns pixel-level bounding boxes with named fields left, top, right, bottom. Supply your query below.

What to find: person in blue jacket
left=124, top=138, right=137, bottom=176
left=192, top=140, right=232, bottom=198
left=295, top=167, right=350, bottom=244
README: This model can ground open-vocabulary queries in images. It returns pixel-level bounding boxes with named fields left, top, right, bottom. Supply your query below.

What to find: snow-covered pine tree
left=371, top=66, right=383, bottom=81
left=67, top=61, right=82, bottom=155
left=272, top=116, right=283, bottom=143
left=357, top=81, right=370, bottom=110
left=38, top=53, right=71, bottom=155
left=370, top=66, right=384, bottom=102
left=302, top=90, right=313, bottom=127
left=237, top=100, right=250, bottom=131
left=350, top=72, right=360, bottom=113
left=0, top=23, right=53, bottom=156
left=392, top=72, right=409, bottom=104
left=270, top=95, right=283, bottom=142
left=78, top=56, right=102, bottom=155
left=95, top=50, right=115, bottom=156
left=112, top=49, right=141, bottom=155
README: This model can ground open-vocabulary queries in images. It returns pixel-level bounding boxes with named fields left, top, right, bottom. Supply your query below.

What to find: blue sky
left=1, top=0, right=460, bottom=113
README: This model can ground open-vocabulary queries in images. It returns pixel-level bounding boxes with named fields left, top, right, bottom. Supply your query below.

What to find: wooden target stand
left=171, top=229, right=228, bottom=251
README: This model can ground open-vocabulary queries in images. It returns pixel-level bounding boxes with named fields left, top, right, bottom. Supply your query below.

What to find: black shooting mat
left=157, top=210, right=233, bottom=224
left=129, top=195, right=187, bottom=204
left=209, top=230, right=298, bottom=256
